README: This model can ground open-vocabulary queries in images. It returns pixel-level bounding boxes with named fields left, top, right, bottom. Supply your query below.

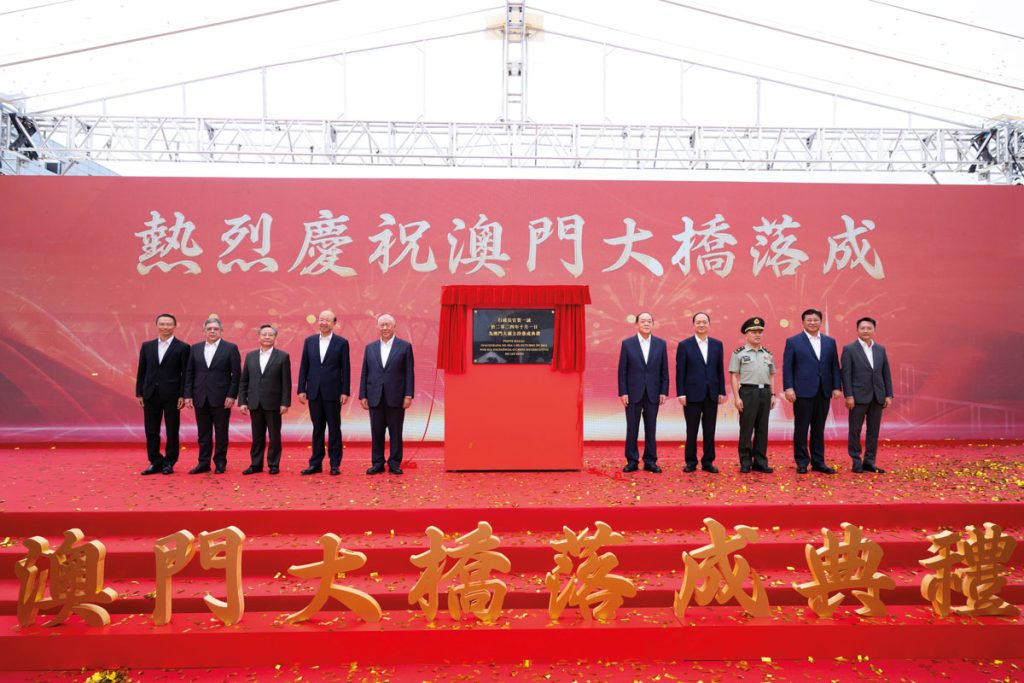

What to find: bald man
left=297, top=310, right=350, bottom=475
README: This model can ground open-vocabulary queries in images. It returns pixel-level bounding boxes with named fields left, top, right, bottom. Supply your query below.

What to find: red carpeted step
left=2, top=526, right=1020, bottom=578
left=2, top=607, right=1022, bottom=670
left=6, top=502, right=1023, bottom=537
left=4, top=657, right=1024, bottom=682
left=3, top=564, right=1022, bottom=614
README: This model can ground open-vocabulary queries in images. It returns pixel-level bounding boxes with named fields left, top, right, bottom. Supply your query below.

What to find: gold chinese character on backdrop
left=409, top=521, right=511, bottom=623
left=794, top=522, right=895, bottom=618
left=674, top=517, right=770, bottom=618
left=197, top=526, right=246, bottom=625
left=15, top=528, right=117, bottom=628
left=153, top=530, right=197, bottom=626
left=919, top=529, right=963, bottom=618
left=953, top=523, right=1019, bottom=617
left=283, top=533, right=382, bottom=624
left=545, top=521, right=636, bottom=622
left=151, top=526, right=245, bottom=626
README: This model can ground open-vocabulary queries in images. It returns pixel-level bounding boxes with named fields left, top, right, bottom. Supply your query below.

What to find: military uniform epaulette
left=734, top=346, right=745, bottom=354
left=763, top=347, right=772, bottom=354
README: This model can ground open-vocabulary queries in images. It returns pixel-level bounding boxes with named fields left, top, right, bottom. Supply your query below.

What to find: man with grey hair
left=239, top=324, right=292, bottom=475
left=359, top=313, right=415, bottom=475
left=184, top=317, right=241, bottom=474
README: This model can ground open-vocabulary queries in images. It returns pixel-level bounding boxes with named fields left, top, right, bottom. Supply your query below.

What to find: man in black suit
left=841, top=317, right=894, bottom=474
left=297, top=310, right=350, bottom=476
left=359, top=314, right=415, bottom=476
left=184, top=317, right=241, bottom=474
left=675, top=312, right=727, bottom=474
left=136, top=313, right=190, bottom=475
left=238, top=324, right=292, bottom=475
left=617, top=312, right=669, bottom=473
left=782, top=308, right=843, bottom=474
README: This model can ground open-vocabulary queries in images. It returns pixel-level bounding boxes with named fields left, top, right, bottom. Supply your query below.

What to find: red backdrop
left=0, top=177, right=1020, bottom=442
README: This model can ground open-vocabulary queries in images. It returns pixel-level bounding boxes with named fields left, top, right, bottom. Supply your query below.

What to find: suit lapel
left=259, top=349, right=274, bottom=375
left=210, top=342, right=226, bottom=368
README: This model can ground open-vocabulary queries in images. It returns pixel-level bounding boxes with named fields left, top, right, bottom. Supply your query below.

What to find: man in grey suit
left=841, top=317, right=894, bottom=474
left=359, top=314, right=415, bottom=476
left=239, top=324, right=292, bottom=475
left=184, top=317, right=241, bottom=474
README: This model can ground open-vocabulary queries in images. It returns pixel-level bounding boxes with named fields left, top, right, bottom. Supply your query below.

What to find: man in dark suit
left=783, top=308, right=842, bottom=474
left=238, top=324, right=292, bottom=475
left=136, top=313, right=190, bottom=475
left=297, top=310, right=350, bottom=476
left=675, top=311, right=727, bottom=474
left=359, top=314, right=415, bottom=476
left=841, top=317, right=894, bottom=474
left=617, top=312, right=669, bottom=473
left=184, top=317, right=241, bottom=474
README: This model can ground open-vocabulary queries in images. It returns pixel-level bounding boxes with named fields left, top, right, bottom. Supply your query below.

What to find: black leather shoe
left=268, top=468, right=280, bottom=475
left=389, top=466, right=404, bottom=475
left=752, top=465, right=774, bottom=473
left=643, top=464, right=662, bottom=474
left=188, top=466, right=211, bottom=474
left=683, top=464, right=697, bottom=473
left=622, top=463, right=639, bottom=473
left=851, top=460, right=864, bottom=473
left=812, top=465, right=836, bottom=475
left=300, top=467, right=322, bottom=475
left=141, top=465, right=161, bottom=475
left=796, top=466, right=808, bottom=474
left=863, top=464, right=886, bottom=474
left=740, top=465, right=751, bottom=473
left=242, top=467, right=262, bottom=475
left=366, top=466, right=385, bottom=475
left=701, top=465, right=719, bottom=474
left=161, top=465, right=174, bottom=475
left=214, top=466, right=226, bottom=474
left=329, top=467, right=341, bottom=476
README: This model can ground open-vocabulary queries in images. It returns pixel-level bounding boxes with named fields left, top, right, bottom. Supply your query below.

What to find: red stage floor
left=2, top=440, right=1022, bottom=513
left=1, top=657, right=1022, bottom=682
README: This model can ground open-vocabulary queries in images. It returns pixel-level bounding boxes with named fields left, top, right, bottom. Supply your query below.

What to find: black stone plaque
left=472, top=308, right=555, bottom=364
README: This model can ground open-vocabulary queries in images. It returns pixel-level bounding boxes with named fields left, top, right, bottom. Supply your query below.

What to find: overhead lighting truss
left=3, top=114, right=1022, bottom=183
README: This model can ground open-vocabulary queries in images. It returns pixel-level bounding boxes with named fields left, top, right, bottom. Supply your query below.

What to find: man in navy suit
left=297, top=310, right=350, bottom=475
left=359, top=314, right=415, bottom=476
left=782, top=308, right=842, bottom=474
left=617, top=312, right=669, bottom=473
left=675, top=312, right=727, bottom=473
left=841, top=317, right=894, bottom=474
left=184, top=317, right=241, bottom=474
left=238, top=324, right=292, bottom=475
left=136, top=313, right=190, bottom=475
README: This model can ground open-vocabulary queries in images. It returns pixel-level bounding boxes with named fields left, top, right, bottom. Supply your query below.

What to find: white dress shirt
left=380, top=337, right=394, bottom=367
left=858, top=339, right=875, bottom=369
left=204, top=339, right=220, bottom=368
left=157, top=336, right=174, bottom=364
left=319, top=333, right=333, bottom=362
left=805, top=331, right=821, bottom=360
left=695, top=335, right=709, bottom=363
left=259, top=348, right=273, bottom=372
left=637, top=333, right=651, bottom=363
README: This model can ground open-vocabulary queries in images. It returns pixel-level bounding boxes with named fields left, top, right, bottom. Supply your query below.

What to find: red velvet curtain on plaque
left=437, top=285, right=591, bottom=374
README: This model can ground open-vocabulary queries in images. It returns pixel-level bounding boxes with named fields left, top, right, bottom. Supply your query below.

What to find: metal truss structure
left=3, top=113, right=1022, bottom=183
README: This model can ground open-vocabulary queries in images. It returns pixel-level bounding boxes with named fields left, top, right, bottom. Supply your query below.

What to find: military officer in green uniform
left=729, top=317, right=777, bottom=473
